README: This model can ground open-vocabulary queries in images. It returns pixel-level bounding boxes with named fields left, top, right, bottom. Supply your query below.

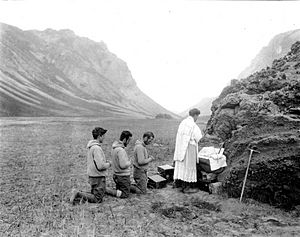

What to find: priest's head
left=189, top=108, right=201, bottom=122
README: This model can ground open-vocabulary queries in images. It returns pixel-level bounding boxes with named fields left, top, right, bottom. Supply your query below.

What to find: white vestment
left=173, top=116, right=202, bottom=182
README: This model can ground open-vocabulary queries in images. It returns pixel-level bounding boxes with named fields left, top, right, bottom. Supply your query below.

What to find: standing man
left=173, top=108, right=202, bottom=193
left=106, top=131, right=133, bottom=198
left=132, top=132, right=155, bottom=194
left=70, top=127, right=111, bottom=204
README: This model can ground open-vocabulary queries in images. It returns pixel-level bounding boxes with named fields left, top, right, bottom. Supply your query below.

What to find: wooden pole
left=240, top=148, right=260, bottom=203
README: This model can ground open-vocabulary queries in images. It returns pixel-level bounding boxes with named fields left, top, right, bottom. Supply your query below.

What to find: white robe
left=173, top=116, right=202, bottom=182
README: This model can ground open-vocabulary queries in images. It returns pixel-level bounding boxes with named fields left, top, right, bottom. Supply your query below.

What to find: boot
left=182, top=183, right=198, bottom=194
left=181, top=181, right=186, bottom=192
left=106, top=188, right=123, bottom=198
left=130, top=185, right=143, bottom=194
left=75, top=190, right=101, bottom=203
left=70, top=188, right=78, bottom=204
left=105, top=188, right=118, bottom=196
left=173, top=179, right=182, bottom=189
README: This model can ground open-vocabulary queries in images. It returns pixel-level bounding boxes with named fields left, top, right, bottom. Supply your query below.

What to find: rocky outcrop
left=0, top=23, right=174, bottom=118
left=238, top=29, right=300, bottom=79
left=205, top=41, right=300, bottom=209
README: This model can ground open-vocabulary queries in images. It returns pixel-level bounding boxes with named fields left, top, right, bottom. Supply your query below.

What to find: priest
left=173, top=108, right=202, bottom=193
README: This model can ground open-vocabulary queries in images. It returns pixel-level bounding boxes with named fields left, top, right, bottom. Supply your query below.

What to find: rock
left=204, top=42, right=300, bottom=209
left=209, top=182, right=223, bottom=195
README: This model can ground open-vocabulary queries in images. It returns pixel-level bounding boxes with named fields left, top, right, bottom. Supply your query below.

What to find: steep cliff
left=204, top=41, right=300, bottom=209
left=238, top=29, right=300, bottom=79
left=0, top=23, right=172, bottom=118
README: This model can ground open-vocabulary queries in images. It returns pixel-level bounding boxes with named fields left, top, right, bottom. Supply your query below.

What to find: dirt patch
left=190, top=198, right=221, bottom=212
left=151, top=199, right=220, bottom=221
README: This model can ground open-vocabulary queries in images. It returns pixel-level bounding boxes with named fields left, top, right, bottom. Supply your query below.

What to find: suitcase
left=147, top=175, right=167, bottom=189
left=157, top=164, right=174, bottom=182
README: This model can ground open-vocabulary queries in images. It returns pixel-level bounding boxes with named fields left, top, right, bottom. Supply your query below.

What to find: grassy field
left=0, top=117, right=299, bottom=237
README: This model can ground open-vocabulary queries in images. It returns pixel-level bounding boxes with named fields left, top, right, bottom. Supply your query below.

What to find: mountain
left=0, top=23, right=174, bottom=118
left=203, top=41, right=300, bottom=209
left=179, top=97, right=215, bottom=117
left=238, top=29, right=300, bottom=79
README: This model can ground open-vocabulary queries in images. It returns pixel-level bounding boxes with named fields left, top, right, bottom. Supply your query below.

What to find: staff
left=240, top=146, right=260, bottom=202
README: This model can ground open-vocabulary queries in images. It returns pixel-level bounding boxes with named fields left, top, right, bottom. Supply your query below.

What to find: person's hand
left=150, top=155, right=155, bottom=161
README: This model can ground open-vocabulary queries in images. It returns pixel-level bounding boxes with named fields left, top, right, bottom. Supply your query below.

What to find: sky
left=0, top=0, right=300, bottom=113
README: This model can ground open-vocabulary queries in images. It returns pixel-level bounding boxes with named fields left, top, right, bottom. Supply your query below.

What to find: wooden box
left=147, top=175, right=167, bottom=189
left=157, top=164, right=174, bottom=182
left=198, top=157, right=213, bottom=173
left=198, top=160, right=226, bottom=174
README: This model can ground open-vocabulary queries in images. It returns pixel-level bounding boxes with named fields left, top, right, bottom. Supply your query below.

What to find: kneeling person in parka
left=132, top=131, right=155, bottom=194
left=70, top=127, right=111, bottom=204
left=106, top=130, right=134, bottom=198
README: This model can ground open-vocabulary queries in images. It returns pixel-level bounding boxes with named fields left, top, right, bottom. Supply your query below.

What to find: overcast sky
left=0, top=0, right=300, bottom=113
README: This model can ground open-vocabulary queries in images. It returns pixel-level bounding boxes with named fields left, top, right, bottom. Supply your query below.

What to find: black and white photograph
left=0, top=0, right=300, bottom=236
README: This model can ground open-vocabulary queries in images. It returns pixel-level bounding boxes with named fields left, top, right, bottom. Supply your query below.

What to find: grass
left=0, top=117, right=299, bottom=236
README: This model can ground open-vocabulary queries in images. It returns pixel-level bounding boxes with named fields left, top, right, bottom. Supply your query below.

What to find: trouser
left=76, top=176, right=106, bottom=203
left=113, top=174, right=131, bottom=198
left=133, top=167, right=148, bottom=194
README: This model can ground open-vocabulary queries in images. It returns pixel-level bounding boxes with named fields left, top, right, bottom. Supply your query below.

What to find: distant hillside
left=179, top=97, right=215, bottom=117
left=0, top=23, right=175, bottom=118
left=238, top=29, right=300, bottom=79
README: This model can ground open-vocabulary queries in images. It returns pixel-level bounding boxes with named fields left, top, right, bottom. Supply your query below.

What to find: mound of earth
left=204, top=41, right=300, bottom=209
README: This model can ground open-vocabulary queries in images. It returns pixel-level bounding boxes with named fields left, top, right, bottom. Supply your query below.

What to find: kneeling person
left=70, top=127, right=111, bottom=204
left=106, top=131, right=133, bottom=198
left=133, top=132, right=155, bottom=194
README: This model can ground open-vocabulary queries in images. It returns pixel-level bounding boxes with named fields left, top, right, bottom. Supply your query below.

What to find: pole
left=239, top=147, right=260, bottom=203
left=218, top=142, right=224, bottom=154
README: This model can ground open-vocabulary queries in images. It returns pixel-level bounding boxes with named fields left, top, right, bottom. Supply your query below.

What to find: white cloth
left=173, top=116, right=202, bottom=162
left=173, top=116, right=202, bottom=182
left=198, top=146, right=227, bottom=171
left=174, top=144, right=197, bottom=182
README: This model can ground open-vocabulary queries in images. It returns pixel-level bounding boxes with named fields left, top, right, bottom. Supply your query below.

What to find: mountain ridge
left=238, top=29, right=300, bottom=79
left=0, top=22, right=175, bottom=118
left=179, top=97, right=215, bottom=117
